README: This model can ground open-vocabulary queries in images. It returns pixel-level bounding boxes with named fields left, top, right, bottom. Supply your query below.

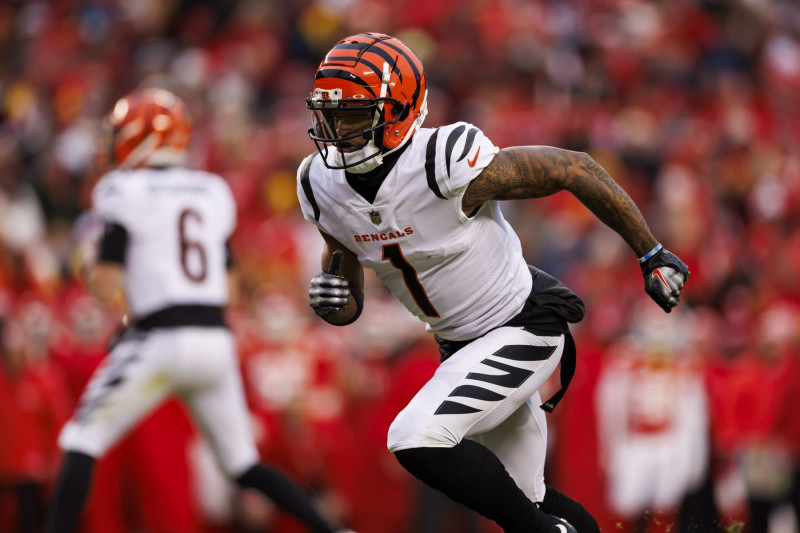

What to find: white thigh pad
left=59, top=331, right=172, bottom=456
left=387, top=327, right=565, bottom=452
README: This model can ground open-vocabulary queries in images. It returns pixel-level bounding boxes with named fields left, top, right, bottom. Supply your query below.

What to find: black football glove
left=639, top=246, right=690, bottom=313
left=309, top=250, right=350, bottom=318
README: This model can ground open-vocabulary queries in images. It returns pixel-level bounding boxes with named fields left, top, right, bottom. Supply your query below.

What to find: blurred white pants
left=59, top=327, right=258, bottom=477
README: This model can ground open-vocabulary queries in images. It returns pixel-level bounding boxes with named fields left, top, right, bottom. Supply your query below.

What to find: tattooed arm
left=463, top=146, right=658, bottom=257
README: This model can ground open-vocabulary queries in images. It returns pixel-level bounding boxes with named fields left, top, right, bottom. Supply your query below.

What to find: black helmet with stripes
left=307, top=32, right=428, bottom=172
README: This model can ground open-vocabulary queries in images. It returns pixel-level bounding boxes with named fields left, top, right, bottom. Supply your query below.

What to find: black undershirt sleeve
left=97, top=222, right=128, bottom=265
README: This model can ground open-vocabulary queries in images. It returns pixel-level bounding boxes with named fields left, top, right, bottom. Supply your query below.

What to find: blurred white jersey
left=61, top=166, right=258, bottom=477
left=297, top=122, right=532, bottom=341
left=92, top=167, right=236, bottom=318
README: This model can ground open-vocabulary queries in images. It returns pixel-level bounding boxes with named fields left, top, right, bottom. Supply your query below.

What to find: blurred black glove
left=309, top=250, right=349, bottom=318
left=639, top=245, right=690, bottom=313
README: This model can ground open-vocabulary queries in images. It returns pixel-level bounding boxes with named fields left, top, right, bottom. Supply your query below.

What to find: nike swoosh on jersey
left=467, top=146, right=481, bottom=167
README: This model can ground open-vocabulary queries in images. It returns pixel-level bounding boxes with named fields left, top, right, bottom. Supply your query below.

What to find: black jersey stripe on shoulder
left=425, top=129, right=446, bottom=199
left=456, top=127, right=480, bottom=162
left=97, top=221, right=128, bottom=265
left=299, top=154, right=321, bottom=222
left=444, top=124, right=466, bottom=178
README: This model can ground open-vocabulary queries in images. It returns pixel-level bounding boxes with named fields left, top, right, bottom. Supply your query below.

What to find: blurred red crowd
left=1, top=0, right=799, bottom=532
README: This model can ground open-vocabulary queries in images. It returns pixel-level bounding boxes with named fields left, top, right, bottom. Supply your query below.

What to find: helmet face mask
left=307, top=33, right=427, bottom=173
left=308, top=89, right=406, bottom=171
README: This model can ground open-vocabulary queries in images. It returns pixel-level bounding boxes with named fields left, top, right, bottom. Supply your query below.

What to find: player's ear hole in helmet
left=307, top=32, right=428, bottom=173
left=102, top=88, right=193, bottom=170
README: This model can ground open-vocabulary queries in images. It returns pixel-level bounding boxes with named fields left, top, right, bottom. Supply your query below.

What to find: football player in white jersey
left=297, top=33, right=690, bottom=533
left=46, top=89, right=346, bottom=533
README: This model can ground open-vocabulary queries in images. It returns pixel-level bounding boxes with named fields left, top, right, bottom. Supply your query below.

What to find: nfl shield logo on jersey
left=369, top=210, right=382, bottom=225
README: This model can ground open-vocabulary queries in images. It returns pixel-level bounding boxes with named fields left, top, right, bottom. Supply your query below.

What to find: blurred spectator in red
left=707, top=301, right=800, bottom=533
left=0, top=293, right=70, bottom=533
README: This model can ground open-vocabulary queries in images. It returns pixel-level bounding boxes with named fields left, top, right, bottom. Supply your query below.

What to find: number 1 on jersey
left=382, top=244, right=439, bottom=318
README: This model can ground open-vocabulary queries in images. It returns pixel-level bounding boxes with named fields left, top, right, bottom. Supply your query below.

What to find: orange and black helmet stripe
left=308, top=32, right=428, bottom=163
left=315, top=34, right=423, bottom=108
left=315, top=69, right=379, bottom=97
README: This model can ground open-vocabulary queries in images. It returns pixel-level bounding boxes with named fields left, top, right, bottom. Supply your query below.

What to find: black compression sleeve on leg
left=45, top=451, right=96, bottom=533
left=541, top=484, right=601, bottom=533
left=235, top=463, right=336, bottom=533
left=16, top=482, right=43, bottom=533
left=394, top=442, right=558, bottom=533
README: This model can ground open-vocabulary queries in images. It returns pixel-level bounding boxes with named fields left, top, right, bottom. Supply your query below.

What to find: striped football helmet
left=103, top=88, right=192, bottom=170
left=307, top=32, right=428, bottom=173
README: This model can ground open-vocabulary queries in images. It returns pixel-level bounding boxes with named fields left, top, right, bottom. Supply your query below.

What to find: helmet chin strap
left=333, top=143, right=383, bottom=173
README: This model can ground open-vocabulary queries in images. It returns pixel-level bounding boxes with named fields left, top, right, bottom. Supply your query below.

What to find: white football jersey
left=92, top=167, right=236, bottom=318
left=297, top=122, right=532, bottom=341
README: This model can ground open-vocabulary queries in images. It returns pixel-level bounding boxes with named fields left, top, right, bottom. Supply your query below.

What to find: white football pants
left=59, top=327, right=258, bottom=478
left=387, top=326, right=565, bottom=503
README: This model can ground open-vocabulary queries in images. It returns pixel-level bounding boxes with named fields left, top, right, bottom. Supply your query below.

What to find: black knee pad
left=394, top=446, right=454, bottom=482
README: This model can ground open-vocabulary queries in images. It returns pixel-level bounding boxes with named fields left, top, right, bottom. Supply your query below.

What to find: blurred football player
left=297, top=33, right=690, bottom=533
left=46, top=88, right=346, bottom=533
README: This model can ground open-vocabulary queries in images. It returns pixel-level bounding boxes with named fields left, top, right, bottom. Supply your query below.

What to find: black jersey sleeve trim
left=425, top=129, right=446, bottom=199
left=456, top=127, right=480, bottom=162
left=97, top=221, right=128, bottom=264
left=299, top=154, right=321, bottom=222
left=444, top=124, right=466, bottom=178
